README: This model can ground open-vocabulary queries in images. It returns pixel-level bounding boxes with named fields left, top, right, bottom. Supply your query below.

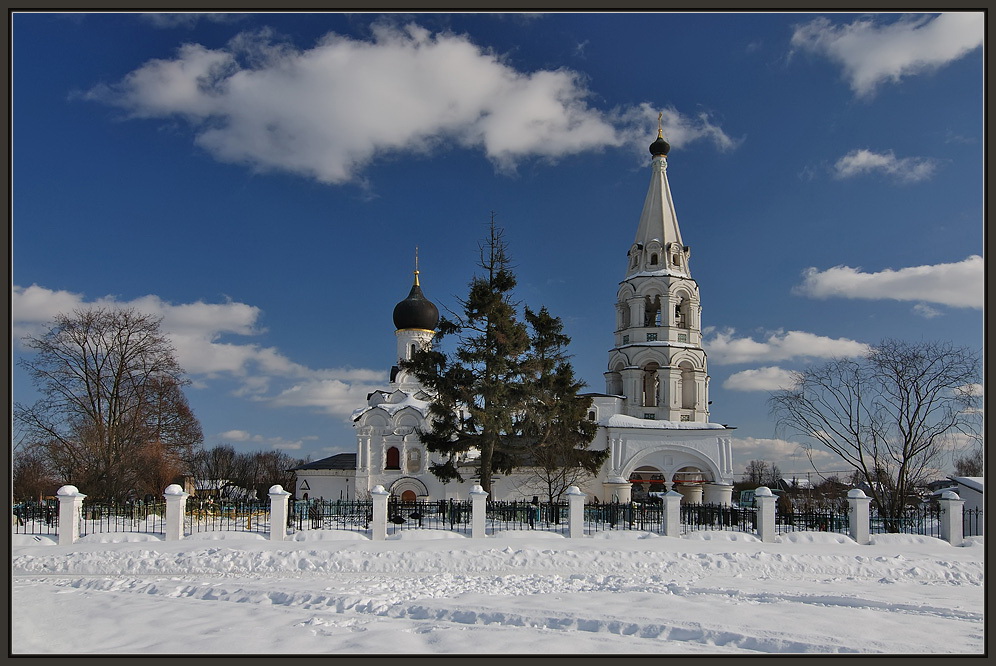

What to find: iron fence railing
left=682, top=503, right=755, bottom=533
left=185, top=499, right=270, bottom=534
left=963, top=508, right=983, bottom=537
left=486, top=500, right=570, bottom=535
left=775, top=507, right=850, bottom=535
left=12, top=495, right=979, bottom=542
left=289, top=499, right=372, bottom=535
left=387, top=499, right=473, bottom=535
left=584, top=502, right=662, bottom=534
left=870, top=504, right=942, bottom=538
left=12, top=501, right=59, bottom=536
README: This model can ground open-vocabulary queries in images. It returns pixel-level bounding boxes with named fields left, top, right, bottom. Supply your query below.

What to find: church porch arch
left=388, top=477, right=429, bottom=500
left=617, top=445, right=722, bottom=491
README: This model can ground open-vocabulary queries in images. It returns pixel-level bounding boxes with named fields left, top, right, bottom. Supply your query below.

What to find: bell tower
left=605, top=118, right=710, bottom=423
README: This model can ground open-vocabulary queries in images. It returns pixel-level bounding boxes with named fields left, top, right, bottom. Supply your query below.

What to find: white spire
left=628, top=152, right=688, bottom=278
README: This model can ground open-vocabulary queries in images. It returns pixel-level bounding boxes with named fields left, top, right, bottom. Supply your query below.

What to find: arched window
left=587, top=410, right=597, bottom=421
left=385, top=447, right=401, bottom=470
left=672, top=253, right=680, bottom=265
left=410, top=343, right=418, bottom=359
left=650, top=253, right=658, bottom=266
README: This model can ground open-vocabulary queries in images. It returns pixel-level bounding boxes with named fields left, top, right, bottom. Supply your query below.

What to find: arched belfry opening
left=680, top=362, right=697, bottom=410
left=642, top=362, right=661, bottom=407
left=644, top=295, right=662, bottom=327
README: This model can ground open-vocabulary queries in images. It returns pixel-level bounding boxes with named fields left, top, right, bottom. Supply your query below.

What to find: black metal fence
left=81, top=499, right=167, bottom=536
left=963, top=508, right=983, bottom=537
left=684, top=503, right=756, bottom=533
left=486, top=500, right=569, bottom=535
left=12, top=500, right=59, bottom=536
left=185, top=499, right=270, bottom=535
left=776, top=507, right=850, bottom=535
left=289, top=499, right=372, bottom=535
left=387, top=499, right=473, bottom=535
left=870, top=504, right=942, bottom=538
left=13, top=496, right=981, bottom=542
left=584, top=501, right=657, bottom=534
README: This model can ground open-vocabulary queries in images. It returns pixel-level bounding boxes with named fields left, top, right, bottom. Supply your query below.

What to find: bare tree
left=953, top=447, right=983, bottom=476
left=742, top=460, right=780, bottom=487
left=239, top=450, right=303, bottom=499
left=770, top=339, right=980, bottom=525
left=12, top=446, right=61, bottom=501
left=14, top=307, right=203, bottom=501
left=189, top=446, right=303, bottom=500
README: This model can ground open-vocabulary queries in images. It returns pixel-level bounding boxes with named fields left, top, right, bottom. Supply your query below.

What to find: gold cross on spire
left=657, top=111, right=664, bottom=139
left=414, top=246, right=420, bottom=286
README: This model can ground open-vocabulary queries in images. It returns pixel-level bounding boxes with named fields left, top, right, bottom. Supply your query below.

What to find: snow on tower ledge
left=602, top=413, right=727, bottom=430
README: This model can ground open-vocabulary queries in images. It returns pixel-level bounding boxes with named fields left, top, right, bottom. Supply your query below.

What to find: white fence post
left=662, top=490, right=683, bottom=537
left=163, top=484, right=189, bottom=541
left=268, top=485, right=292, bottom=541
left=370, top=485, right=389, bottom=540
left=470, top=485, right=488, bottom=538
left=937, top=491, right=965, bottom=546
left=56, top=485, right=86, bottom=546
left=566, top=486, right=585, bottom=538
left=847, top=488, right=872, bottom=545
left=754, top=486, right=777, bottom=543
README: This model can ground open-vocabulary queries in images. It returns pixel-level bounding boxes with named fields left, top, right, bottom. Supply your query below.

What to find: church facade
left=293, top=129, right=736, bottom=504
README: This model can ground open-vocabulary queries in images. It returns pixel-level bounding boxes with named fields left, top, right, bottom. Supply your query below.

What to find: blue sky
left=12, top=12, right=984, bottom=480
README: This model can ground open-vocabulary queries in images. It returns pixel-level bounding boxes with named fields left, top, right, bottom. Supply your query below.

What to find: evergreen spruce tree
left=402, top=218, right=601, bottom=496
left=520, top=306, right=605, bottom=507
left=402, top=218, right=531, bottom=493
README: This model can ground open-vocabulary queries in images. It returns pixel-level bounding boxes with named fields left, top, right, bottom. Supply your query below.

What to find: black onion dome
left=649, top=135, right=670, bottom=156
left=393, top=279, right=439, bottom=330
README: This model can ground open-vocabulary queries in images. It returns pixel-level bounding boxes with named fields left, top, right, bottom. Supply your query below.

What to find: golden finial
left=657, top=111, right=664, bottom=139
left=414, top=246, right=420, bottom=286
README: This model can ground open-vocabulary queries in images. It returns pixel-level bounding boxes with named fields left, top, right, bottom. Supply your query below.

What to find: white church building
left=293, top=128, right=736, bottom=505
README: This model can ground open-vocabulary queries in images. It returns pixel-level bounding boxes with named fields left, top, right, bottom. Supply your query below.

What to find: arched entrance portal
left=389, top=477, right=429, bottom=501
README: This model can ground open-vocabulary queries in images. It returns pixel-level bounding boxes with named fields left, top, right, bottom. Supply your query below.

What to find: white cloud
left=219, top=429, right=252, bottom=442
left=619, top=103, right=739, bottom=154
left=723, top=366, right=799, bottom=392
left=794, top=255, right=982, bottom=309
left=140, top=13, right=244, bottom=29
left=832, top=148, right=937, bottom=183
left=82, top=23, right=735, bottom=185
left=269, top=379, right=383, bottom=418
left=790, top=13, right=983, bottom=98
left=959, top=383, right=983, bottom=397
left=912, top=303, right=941, bottom=319
left=216, top=429, right=307, bottom=451
left=12, top=284, right=386, bottom=416
left=705, top=328, right=870, bottom=365
left=728, top=437, right=841, bottom=475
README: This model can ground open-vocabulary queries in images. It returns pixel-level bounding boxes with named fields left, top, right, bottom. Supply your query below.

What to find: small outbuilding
left=292, top=453, right=358, bottom=501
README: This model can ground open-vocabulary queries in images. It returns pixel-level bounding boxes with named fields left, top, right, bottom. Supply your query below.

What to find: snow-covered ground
left=11, top=529, right=984, bottom=654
